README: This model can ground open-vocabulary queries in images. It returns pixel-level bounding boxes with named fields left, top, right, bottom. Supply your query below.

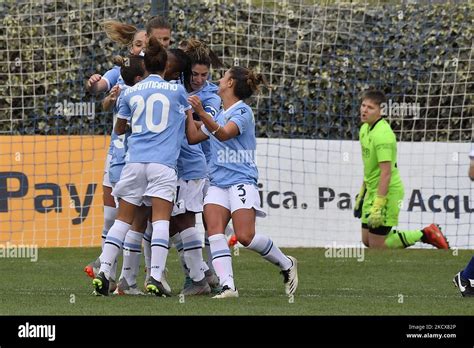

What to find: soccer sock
left=170, top=233, right=189, bottom=277
left=180, top=227, right=206, bottom=282
left=150, top=220, right=170, bottom=282
left=121, top=230, right=142, bottom=286
left=384, top=229, right=423, bottom=249
left=209, top=234, right=235, bottom=289
left=461, top=256, right=474, bottom=280
left=110, top=259, right=118, bottom=282
left=99, top=220, right=129, bottom=280
left=143, top=222, right=152, bottom=278
left=204, top=231, right=215, bottom=273
left=102, top=206, right=117, bottom=249
left=246, top=233, right=292, bottom=270
left=224, top=225, right=234, bottom=237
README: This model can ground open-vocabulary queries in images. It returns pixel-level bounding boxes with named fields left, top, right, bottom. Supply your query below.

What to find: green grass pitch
left=1, top=247, right=473, bottom=315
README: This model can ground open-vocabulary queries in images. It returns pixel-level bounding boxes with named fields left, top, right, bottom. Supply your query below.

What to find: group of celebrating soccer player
left=84, top=16, right=298, bottom=298
left=84, top=14, right=474, bottom=300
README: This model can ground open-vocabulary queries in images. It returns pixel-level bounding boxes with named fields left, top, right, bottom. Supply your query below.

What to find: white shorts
left=172, top=178, right=206, bottom=216
left=102, top=154, right=113, bottom=188
left=112, top=162, right=177, bottom=207
left=204, top=184, right=266, bottom=218
left=202, top=177, right=211, bottom=196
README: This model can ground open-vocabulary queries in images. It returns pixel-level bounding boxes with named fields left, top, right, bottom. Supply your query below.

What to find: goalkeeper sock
left=121, top=230, right=142, bottom=286
left=99, top=220, right=128, bottom=279
left=143, top=222, right=152, bottom=278
left=150, top=220, right=170, bottom=282
left=102, top=206, right=117, bottom=249
left=384, top=229, right=423, bottom=249
left=209, top=234, right=235, bottom=289
left=181, top=227, right=206, bottom=282
left=246, top=233, right=292, bottom=270
left=170, top=233, right=189, bottom=277
left=461, top=256, right=474, bottom=280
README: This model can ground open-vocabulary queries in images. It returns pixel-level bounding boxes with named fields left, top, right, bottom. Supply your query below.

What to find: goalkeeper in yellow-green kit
left=353, top=89, right=449, bottom=249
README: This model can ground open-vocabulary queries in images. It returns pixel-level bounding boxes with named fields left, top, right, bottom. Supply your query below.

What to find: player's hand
left=187, top=95, right=205, bottom=116
left=367, top=195, right=387, bottom=228
left=108, top=85, right=120, bottom=101
left=88, top=74, right=102, bottom=86
left=353, top=183, right=366, bottom=218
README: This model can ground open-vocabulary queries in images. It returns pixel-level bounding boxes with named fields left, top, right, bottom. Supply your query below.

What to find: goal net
left=1, top=0, right=473, bottom=248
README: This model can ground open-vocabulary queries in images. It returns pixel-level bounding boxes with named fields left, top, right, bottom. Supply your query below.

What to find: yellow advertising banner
left=0, top=136, right=109, bottom=247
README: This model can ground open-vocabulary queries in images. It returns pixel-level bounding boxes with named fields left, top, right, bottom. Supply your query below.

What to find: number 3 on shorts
left=237, top=184, right=246, bottom=197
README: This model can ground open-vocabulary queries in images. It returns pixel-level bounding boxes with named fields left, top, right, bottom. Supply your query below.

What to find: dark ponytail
left=229, top=66, right=267, bottom=100
left=112, top=55, right=145, bottom=86
left=144, top=37, right=167, bottom=74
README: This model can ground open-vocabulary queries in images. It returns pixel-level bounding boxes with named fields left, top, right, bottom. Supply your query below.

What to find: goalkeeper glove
left=367, top=195, right=387, bottom=228
left=353, top=183, right=366, bottom=219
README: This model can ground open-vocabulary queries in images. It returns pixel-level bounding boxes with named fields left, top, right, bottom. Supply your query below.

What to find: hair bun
left=112, top=55, right=124, bottom=66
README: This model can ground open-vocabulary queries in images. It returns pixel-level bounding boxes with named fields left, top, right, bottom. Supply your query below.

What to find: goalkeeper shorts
left=361, top=188, right=404, bottom=228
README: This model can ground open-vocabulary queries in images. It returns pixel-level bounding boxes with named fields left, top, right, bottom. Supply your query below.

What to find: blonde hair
left=102, top=20, right=137, bottom=47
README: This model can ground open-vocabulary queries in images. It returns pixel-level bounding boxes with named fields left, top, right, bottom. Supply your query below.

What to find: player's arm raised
left=102, top=85, right=121, bottom=111
left=86, top=74, right=109, bottom=94
left=185, top=109, right=208, bottom=144
left=188, top=95, right=239, bottom=141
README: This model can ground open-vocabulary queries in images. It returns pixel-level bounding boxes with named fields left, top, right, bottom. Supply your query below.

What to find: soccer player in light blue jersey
left=181, top=39, right=237, bottom=281
left=162, top=48, right=220, bottom=295
left=186, top=66, right=299, bottom=298
left=83, top=54, right=145, bottom=293
left=86, top=22, right=147, bottom=273
left=84, top=23, right=146, bottom=285
left=180, top=39, right=222, bottom=164
left=92, top=37, right=191, bottom=297
left=86, top=21, right=146, bottom=95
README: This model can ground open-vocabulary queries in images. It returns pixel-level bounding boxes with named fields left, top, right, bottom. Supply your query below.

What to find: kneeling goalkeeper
left=354, top=89, right=449, bottom=249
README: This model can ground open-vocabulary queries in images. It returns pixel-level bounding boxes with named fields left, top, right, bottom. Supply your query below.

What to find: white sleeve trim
left=116, top=114, right=129, bottom=120
left=200, top=124, right=211, bottom=136
left=102, top=77, right=111, bottom=91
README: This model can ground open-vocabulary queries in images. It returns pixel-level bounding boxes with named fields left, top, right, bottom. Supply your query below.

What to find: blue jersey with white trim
left=190, top=81, right=221, bottom=165
left=117, top=74, right=190, bottom=168
left=207, top=100, right=258, bottom=187
left=108, top=87, right=129, bottom=184
left=102, top=66, right=124, bottom=91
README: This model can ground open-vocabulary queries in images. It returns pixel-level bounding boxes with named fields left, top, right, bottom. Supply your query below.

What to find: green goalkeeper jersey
left=359, top=118, right=403, bottom=192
